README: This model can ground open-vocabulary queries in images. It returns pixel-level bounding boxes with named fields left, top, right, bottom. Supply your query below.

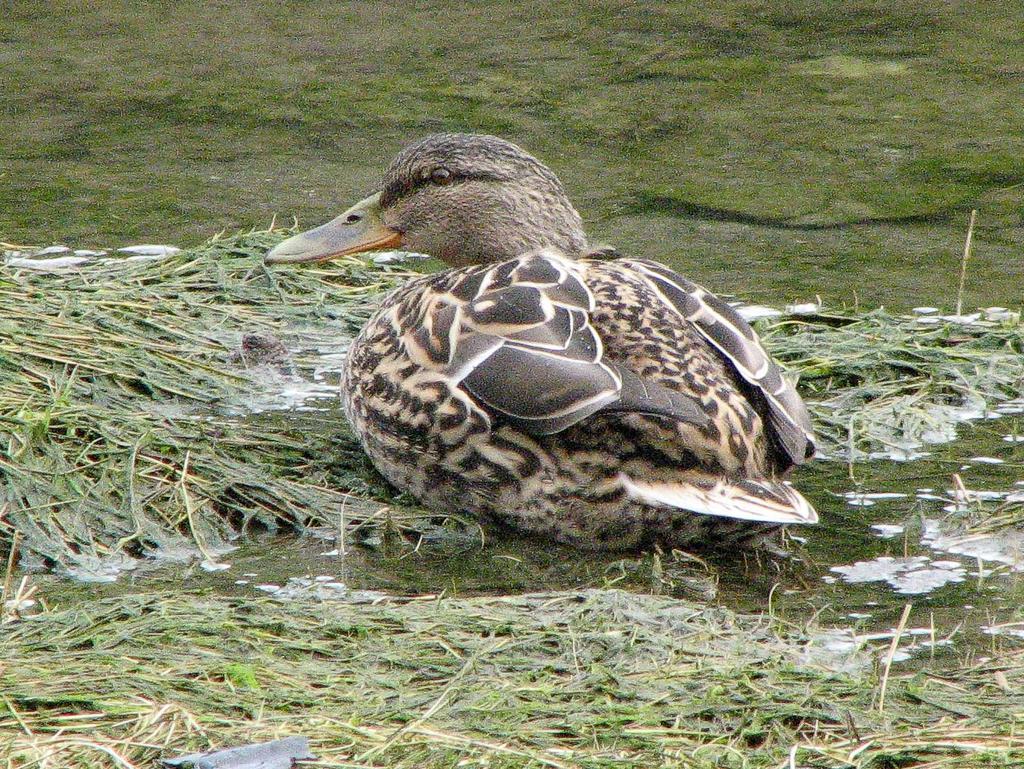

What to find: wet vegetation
left=2, top=234, right=1022, bottom=576
left=2, top=236, right=1022, bottom=766
left=3, top=589, right=1022, bottom=768
left=2, top=1, right=1024, bottom=766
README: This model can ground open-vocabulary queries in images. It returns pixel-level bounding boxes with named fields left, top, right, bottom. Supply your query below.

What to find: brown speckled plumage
left=268, top=134, right=817, bottom=551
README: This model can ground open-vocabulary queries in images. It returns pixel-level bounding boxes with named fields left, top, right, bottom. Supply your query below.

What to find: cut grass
left=1, top=234, right=1022, bottom=768
left=1, top=231, right=1023, bottom=572
left=1, top=589, right=1021, bottom=768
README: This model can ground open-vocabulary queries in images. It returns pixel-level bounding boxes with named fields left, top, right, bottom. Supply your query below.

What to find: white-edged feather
left=619, top=474, right=818, bottom=524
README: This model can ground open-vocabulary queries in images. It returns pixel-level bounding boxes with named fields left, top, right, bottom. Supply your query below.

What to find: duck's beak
left=265, top=192, right=403, bottom=265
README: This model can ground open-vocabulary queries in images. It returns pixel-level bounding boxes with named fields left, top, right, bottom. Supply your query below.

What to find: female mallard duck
left=266, top=133, right=816, bottom=550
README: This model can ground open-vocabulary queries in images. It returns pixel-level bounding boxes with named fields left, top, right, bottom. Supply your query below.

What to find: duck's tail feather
left=619, top=474, right=817, bottom=524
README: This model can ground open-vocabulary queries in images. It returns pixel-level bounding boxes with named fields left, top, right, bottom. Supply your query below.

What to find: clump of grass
left=1, top=232, right=1022, bottom=572
left=761, top=309, right=1024, bottom=459
left=0, top=588, right=1020, bottom=768
left=0, top=231, right=414, bottom=577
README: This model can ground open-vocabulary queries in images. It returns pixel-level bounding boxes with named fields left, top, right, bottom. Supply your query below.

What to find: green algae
left=3, top=0, right=1023, bottom=309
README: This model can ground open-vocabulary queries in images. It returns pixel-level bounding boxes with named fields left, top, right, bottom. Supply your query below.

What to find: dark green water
left=3, top=1, right=1023, bottom=309
left=7, top=0, right=1023, bottom=664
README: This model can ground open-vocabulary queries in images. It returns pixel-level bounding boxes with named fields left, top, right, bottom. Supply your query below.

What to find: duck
left=266, top=133, right=816, bottom=551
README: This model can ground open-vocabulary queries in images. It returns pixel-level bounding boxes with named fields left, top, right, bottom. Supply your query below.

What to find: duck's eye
left=430, top=168, right=453, bottom=184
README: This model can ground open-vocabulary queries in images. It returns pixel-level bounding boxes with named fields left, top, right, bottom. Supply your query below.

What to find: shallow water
left=5, top=1, right=1024, bottom=310
left=24, top=352, right=1022, bottom=672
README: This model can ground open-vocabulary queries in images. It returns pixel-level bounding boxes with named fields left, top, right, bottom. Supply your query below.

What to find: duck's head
left=265, top=133, right=587, bottom=267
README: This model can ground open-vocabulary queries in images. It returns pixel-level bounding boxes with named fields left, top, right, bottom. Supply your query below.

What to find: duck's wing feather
left=402, top=250, right=709, bottom=436
left=621, top=259, right=816, bottom=466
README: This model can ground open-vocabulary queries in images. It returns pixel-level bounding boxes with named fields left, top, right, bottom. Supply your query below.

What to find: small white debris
left=940, top=313, right=982, bottom=324
left=912, top=306, right=939, bottom=314
left=117, top=244, right=181, bottom=256
left=785, top=301, right=821, bottom=315
left=967, top=456, right=1005, bottom=465
left=736, top=305, right=783, bottom=321
left=73, top=249, right=107, bottom=257
left=983, top=307, right=1018, bottom=322
left=200, top=560, right=231, bottom=572
left=35, top=245, right=72, bottom=255
left=844, top=495, right=875, bottom=507
left=1002, top=435, right=1024, bottom=443
left=831, top=555, right=967, bottom=595
left=983, top=623, right=1024, bottom=639
left=915, top=316, right=941, bottom=325
left=944, top=489, right=1007, bottom=501
left=3, top=598, right=37, bottom=613
left=871, top=524, right=905, bottom=538
left=6, top=256, right=93, bottom=271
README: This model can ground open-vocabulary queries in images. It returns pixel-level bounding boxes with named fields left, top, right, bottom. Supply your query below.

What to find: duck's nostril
left=345, top=213, right=362, bottom=224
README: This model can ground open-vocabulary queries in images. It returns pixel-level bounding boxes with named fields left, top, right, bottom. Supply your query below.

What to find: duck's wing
left=620, top=259, right=816, bottom=467
left=401, top=250, right=710, bottom=436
